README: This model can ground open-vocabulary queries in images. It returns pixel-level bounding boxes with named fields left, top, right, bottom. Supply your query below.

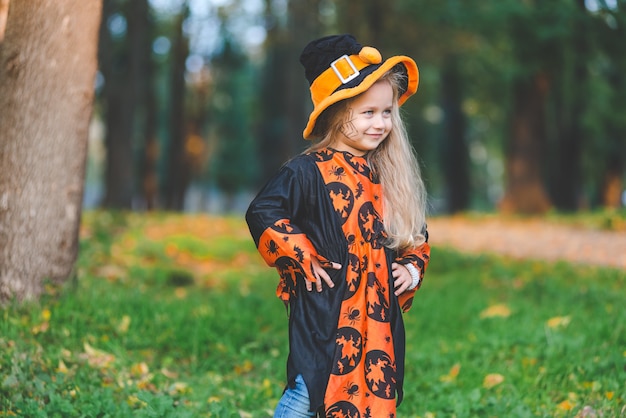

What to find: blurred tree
left=255, top=0, right=322, bottom=185
left=394, top=0, right=474, bottom=212
left=440, top=55, right=471, bottom=212
left=335, top=0, right=389, bottom=45
left=161, top=4, right=190, bottom=210
left=98, top=0, right=157, bottom=209
left=593, top=3, right=626, bottom=208
left=208, top=34, right=257, bottom=209
left=485, top=1, right=556, bottom=214
left=0, top=0, right=101, bottom=302
left=98, top=0, right=134, bottom=208
left=545, top=0, right=589, bottom=210
left=129, top=0, right=158, bottom=210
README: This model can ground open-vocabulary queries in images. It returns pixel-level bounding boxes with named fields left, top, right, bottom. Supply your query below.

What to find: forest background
left=1, top=0, right=625, bottom=310
left=1, top=0, right=625, bottom=307
left=87, top=0, right=625, bottom=214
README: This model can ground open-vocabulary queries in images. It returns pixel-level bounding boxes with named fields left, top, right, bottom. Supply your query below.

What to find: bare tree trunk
left=500, top=74, right=552, bottom=214
left=550, top=0, right=588, bottom=211
left=98, top=0, right=134, bottom=209
left=0, top=0, right=101, bottom=302
left=336, top=0, right=389, bottom=45
left=286, top=0, right=321, bottom=151
left=162, top=7, right=189, bottom=210
left=256, top=0, right=321, bottom=183
left=128, top=0, right=158, bottom=210
left=441, top=55, right=470, bottom=213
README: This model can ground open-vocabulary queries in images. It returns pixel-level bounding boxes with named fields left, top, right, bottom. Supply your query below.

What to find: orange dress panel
left=316, top=149, right=399, bottom=417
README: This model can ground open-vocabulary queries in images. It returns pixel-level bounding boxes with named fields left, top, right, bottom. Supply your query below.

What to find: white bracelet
left=405, top=263, right=421, bottom=290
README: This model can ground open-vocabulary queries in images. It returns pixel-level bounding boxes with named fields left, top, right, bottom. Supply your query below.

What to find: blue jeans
left=273, top=374, right=316, bottom=418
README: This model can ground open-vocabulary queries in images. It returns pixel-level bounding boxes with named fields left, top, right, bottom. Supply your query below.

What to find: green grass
left=1, top=212, right=624, bottom=417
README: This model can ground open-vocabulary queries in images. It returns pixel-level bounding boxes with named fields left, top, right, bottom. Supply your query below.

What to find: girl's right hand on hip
left=307, top=256, right=341, bottom=292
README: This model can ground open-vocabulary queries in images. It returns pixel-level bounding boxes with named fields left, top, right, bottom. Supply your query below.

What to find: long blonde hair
left=305, top=71, right=427, bottom=250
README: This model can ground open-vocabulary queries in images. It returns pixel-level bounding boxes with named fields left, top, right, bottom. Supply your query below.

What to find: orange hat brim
left=303, top=56, right=419, bottom=139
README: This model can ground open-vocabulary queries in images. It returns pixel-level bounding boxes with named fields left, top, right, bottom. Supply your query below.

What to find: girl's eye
left=383, top=109, right=392, bottom=116
left=363, top=110, right=374, bottom=116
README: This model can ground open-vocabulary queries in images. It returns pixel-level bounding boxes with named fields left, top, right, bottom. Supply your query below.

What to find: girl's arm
left=393, top=232, right=431, bottom=312
left=246, top=163, right=339, bottom=301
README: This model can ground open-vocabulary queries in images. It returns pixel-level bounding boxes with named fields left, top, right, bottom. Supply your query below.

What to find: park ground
left=0, top=210, right=624, bottom=417
left=428, top=212, right=626, bottom=270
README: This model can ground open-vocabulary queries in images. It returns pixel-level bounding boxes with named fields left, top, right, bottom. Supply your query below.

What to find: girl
left=246, top=34, right=430, bottom=417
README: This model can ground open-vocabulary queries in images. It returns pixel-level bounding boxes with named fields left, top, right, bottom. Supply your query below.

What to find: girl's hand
left=392, top=262, right=412, bottom=296
left=307, top=256, right=342, bottom=292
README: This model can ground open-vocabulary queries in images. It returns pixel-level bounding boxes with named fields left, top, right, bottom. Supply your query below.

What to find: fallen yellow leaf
left=439, top=363, right=461, bottom=382
left=31, top=321, right=49, bottom=335
left=483, top=373, right=505, bottom=389
left=161, top=367, right=179, bottom=379
left=41, top=309, right=51, bottom=321
left=83, top=342, right=115, bottom=368
left=235, top=360, right=254, bottom=375
left=130, top=362, right=149, bottom=377
left=117, top=315, right=131, bottom=333
left=57, top=360, right=69, bottom=374
left=165, top=243, right=178, bottom=257
left=480, top=304, right=511, bottom=319
left=546, top=315, right=571, bottom=329
left=127, top=395, right=147, bottom=408
left=169, top=382, right=191, bottom=396
left=175, top=287, right=188, bottom=299
left=557, top=399, right=574, bottom=411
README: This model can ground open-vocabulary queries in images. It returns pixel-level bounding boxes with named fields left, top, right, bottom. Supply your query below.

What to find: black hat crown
left=300, top=34, right=363, bottom=86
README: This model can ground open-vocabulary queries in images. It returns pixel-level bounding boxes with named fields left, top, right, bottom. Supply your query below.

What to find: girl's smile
left=332, top=81, right=394, bottom=156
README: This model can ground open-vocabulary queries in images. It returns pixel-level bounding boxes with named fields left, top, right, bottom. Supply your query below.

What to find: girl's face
left=332, top=81, right=394, bottom=156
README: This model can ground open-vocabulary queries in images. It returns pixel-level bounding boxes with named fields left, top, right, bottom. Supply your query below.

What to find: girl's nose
left=373, top=114, right=386, bottom=129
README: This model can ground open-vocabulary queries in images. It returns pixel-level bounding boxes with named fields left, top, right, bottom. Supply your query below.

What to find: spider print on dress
left=329, top=165, right=347, bottom=180
left=343, top=306, right=361, bottom=325
left=343, top=382, right=359, bottom=400
left=265, top=240, right=279, bottom=256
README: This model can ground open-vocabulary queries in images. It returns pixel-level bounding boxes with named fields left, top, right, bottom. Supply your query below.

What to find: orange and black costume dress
left=246, top=148, right=430, bottom=417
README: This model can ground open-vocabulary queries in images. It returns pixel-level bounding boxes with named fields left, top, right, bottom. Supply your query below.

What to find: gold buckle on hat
left=330, top=55, right=360, bottom=84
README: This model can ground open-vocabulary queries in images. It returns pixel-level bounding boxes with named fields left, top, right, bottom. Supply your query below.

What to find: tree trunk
left=0, top=0, right=101, bottom=303
left=336, top=0, right=389, bottom=45
left=162, top=7, right=189, bottom=210
left=256, top=0, right=320, bottom=183
left=99, top=0, right=134, bottom=208
left=550, top=0, right=588, bottom=211
left=441, top=56, right=470, bottom=213
left=128, top=0, right=158, bottom=210
left=500, top=74, right=552, bottom=214
left=286, top=0, right=321, bottom=151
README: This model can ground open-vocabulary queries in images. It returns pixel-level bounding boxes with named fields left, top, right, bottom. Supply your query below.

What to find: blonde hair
left=305, top=71, right=427, bottom=250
